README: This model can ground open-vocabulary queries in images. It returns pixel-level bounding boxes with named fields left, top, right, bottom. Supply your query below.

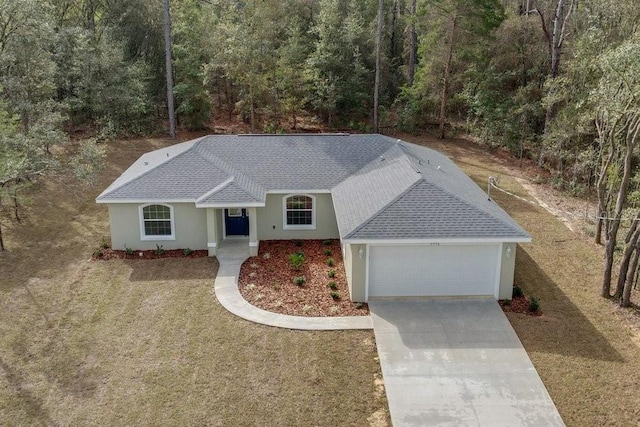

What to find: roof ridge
left=97, top=139, right=202, bottom=200
left=196, top=176, right=235, bottom=203
left=344, top=177, right=422, bottom=239
left=194, top=139, right=265, bottom=200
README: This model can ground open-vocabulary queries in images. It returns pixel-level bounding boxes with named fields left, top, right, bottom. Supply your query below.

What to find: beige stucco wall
left=108, top=203, right=207, bottom=251
left=498, top=243, right=518, bottom=300
left=344, top=244, right=367, bottom=302
left=255, top=193, right=339, bottom=240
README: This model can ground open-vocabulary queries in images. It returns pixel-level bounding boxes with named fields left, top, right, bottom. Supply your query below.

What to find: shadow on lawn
left=125, top=257, right=218, bottom=282
left=514, top=248, right=624, bottom=363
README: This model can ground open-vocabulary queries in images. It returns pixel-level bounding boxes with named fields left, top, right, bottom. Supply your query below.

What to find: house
left=96, top=134, right=530, bottom=302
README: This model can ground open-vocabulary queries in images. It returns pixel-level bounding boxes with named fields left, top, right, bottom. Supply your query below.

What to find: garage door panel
left=368, top=245, right=498, bottom=298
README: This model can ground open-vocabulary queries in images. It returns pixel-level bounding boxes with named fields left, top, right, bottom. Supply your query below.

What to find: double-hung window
left=283, top=194, right=315, bottom=230
left=139, top=204, right=175, bottom=240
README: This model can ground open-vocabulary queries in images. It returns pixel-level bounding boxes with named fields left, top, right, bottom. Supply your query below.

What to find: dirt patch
left=238, top=240, right=369, bottom=317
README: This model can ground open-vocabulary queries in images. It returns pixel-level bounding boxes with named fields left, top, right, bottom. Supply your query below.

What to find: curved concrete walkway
left=213, top=239, right=372, bottom=330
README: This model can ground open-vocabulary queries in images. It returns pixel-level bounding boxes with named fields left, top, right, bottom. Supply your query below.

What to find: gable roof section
left=345, top=180, right=529, bottom=240
left=196, top=179, right=264, bottom=206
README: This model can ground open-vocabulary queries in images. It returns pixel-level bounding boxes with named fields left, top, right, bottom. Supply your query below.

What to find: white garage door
left=368, top=244, right=499, bottom=298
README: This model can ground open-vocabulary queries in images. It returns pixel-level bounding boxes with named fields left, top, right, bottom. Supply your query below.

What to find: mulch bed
left=500, top=294, right=542, bottom=316
left=93, top=248, right=208, bottom=261
left=238, top=240, right=369, bottom=317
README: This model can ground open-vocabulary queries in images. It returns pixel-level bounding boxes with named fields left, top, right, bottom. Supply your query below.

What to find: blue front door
left=225, top=208, right=249, bottom=236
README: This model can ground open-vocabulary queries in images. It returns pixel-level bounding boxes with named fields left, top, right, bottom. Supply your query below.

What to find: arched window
left=283, top=194, right=316, bottom=230
left=139, top=204, right=175, bottom=240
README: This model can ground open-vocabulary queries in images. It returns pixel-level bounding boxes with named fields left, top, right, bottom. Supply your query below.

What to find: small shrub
left=294, top=239, right=303, bottom=247
left=272, top=281, right=281, bottom=290
left=512, top=286, right=524, bottom=298
left=262, top=252, right=271, bottom=260
left=328, top=281, right=338, bottom=290
left=124, top=245, right=134, bottom=256
left=528, top=296, right=540, bottom=312
left=154, top=244, right=164, bottom=256
left=183, top=248, right=193, bottom=256
left=330, top=306, right=340, bottom=314
left=254, top=293, right=264, bottom=301
left=100, top=237, right=110, bottom=249
left=248, top=272, right=257, bottom=278
left=324, top=249, right=332, bottom=256
left=322, top=239, right=332, bottom=245
left=246, top=283, right=256, bottom=291
left=289, top=253, right=305, bottom=270
left=94, top=248, right=104, bottom=258
left=302, top=304, right=312, bottom=313
left=355, top=302, right=364, bottom=309
left=250, top=263, right=259, bottom=268
left=502, top=299, right=512, bottom=306
left=326, top=258, right=335, bottom=267
left=293, top=276, right=306, bottom=286
left=330, top=291, right=341, bottom=300
left=327, top=270, right=337, bottom=278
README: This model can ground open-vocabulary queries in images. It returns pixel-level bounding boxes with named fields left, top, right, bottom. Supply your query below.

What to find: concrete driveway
left=369, top=298, right=564, bottom=427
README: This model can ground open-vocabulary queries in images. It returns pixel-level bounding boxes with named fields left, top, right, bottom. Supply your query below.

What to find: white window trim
left=283, top=194, right=316, bottom=230
left=139, top=203, right=176, bottom=241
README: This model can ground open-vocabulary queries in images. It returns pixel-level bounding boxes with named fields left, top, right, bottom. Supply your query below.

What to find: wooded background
left=2, top=0, right=640, bottom=305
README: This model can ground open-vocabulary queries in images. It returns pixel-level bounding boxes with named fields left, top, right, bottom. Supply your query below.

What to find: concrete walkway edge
left=213, top=244, right=373, bottom=331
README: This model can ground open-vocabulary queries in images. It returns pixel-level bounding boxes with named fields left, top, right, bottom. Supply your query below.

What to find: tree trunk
left=622, top=245, right=640, bottom=307
left=163, top=0, right=176, bottom=138
left=615, top=213, right=640, bottom=298
left=602, top=125, right=635, bottom=298
left=373, top=0, right=384, bottom=133
left=439, top=15, right=457, bottom=140
left=408, top=0, right=417, bottom=86
left=595, top=218, right=603, bottom=245
left=595, top=120, right=615, bottom=245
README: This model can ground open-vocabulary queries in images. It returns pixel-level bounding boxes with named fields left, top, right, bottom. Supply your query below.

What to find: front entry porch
left=205, top=207, right=258, bottom=257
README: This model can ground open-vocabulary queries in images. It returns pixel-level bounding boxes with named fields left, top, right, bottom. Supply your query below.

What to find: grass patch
left=0, top=137, right=389, bottom=426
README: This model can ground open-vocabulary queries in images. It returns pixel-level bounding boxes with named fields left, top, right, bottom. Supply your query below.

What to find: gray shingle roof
left=97, top=134, right=529, bottom=241
left=346, top=180, right=529, bottom=239
left=331, top=144, right=421, bottom=238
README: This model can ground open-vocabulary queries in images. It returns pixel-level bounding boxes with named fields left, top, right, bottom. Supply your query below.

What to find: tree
left=409, top=0, right=504, bottom=138
left=306, top=0, right=373, bottom=126
left=591, top=37, right=640, bottom=299
left=373, top=0, right=384, bottom=132
left=163, top=0, right=176, bottom=137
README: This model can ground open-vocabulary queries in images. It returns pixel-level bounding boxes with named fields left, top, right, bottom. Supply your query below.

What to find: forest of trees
left=2, top=0, right=640, bottom=306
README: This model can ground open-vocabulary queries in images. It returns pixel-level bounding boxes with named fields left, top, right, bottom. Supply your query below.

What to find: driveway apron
left=369, top=298, right=564, bottom=426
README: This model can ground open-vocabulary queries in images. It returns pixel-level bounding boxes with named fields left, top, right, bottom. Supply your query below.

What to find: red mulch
left=238, top=240, right=369, bottom=317
left=93, top=248, right=208, bottom=261
left=500, top=294, right=542, bottom=316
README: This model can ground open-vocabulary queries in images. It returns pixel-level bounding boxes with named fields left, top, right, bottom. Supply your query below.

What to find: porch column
left=206, top=208, right=218, bottom=256
left=248, top=207, right=258, bottom=256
